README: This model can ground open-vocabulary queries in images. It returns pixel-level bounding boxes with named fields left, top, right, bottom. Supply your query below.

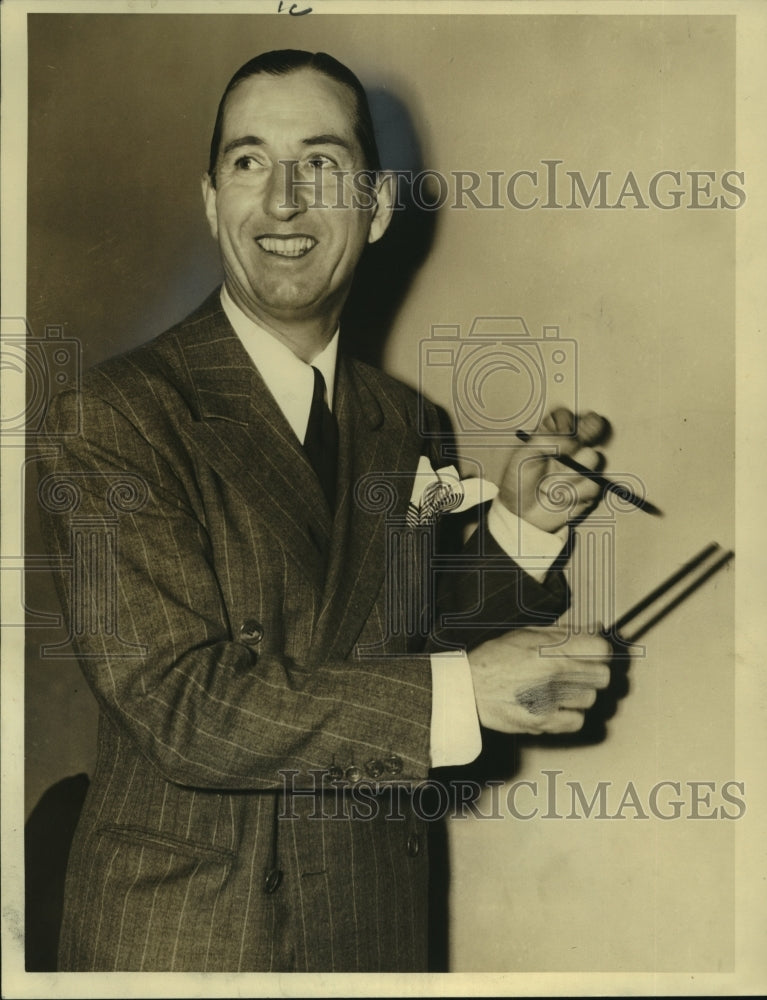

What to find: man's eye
left=305, top=155, right=335, bottom=170
left=234, top=155, right=261, bottom=171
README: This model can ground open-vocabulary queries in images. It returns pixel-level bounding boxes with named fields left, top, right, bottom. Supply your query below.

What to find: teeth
left=256, top=236, right=315, bottom=257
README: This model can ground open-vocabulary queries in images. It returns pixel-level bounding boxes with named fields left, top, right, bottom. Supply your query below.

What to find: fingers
left=513, top=674, right=607, bottom=735
left=565, top=447, right=604, bottom=507
left=557, top=686, right=598, bottom=710
left=539, top=408, right=574, bottom=436
left=523, top=410, right=609, bottom=504
left=470, top=628, right=615, bottom=736
left=537, top=464, right=601, bottom=510
left=575, top=410, right=611, bottom=447
left=515, top=637, right=611, bottom=732
left=529, top=408, right=609, bottom=447
left=516, top=710, right=587, bottom=736
left=571, top=446, right=604, bottom=473
left=545, top=709, right=586, bottom=734
left=542, top=408, right=610, bottom=458
left=501, top=407, right=611, bottom=530
left=516, top=677, right=601, bottom=715
left=500, top=625, right=612, bottom=665
left=550, top=424, right=607, bottom=513
left=507, top=636, right=611, bottom=733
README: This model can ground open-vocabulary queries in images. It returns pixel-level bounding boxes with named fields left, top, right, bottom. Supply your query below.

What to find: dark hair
left=207, top=49, right=381, bottom=185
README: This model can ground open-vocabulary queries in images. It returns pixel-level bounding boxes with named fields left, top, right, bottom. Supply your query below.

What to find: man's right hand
left=467, top=627, right=613, bottom=735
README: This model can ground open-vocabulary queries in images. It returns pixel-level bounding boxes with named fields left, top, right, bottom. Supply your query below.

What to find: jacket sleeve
left=426, top=521, right=571, bottom=654
left=417, top=399, right=571, bottom=654
left=37, top=387, right=433, bottom=792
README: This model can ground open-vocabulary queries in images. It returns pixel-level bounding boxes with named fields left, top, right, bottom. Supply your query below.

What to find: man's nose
left=263, top=160, right=311, bottom=220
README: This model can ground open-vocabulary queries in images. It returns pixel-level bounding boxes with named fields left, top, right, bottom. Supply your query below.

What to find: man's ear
left=367, top=171, right=395, bottom=245
left=201, top=173, right=219, bottom=240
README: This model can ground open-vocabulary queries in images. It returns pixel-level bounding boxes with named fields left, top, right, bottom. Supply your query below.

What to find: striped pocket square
left=406, top=456, right=498, bottom=526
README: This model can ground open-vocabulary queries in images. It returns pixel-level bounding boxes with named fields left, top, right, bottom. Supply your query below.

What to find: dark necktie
left=303, top=366, right=338, bottom=509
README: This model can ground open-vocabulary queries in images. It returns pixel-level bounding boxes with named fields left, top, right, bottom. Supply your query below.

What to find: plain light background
left=24, top=12, right=735, bottom=973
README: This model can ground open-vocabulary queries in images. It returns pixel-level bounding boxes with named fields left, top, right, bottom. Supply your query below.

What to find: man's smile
left=255, top=235, right=317, bottom=258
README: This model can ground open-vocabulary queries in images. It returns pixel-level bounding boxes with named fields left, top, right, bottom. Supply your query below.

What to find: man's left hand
left=498, top=408, right=610, bottom=533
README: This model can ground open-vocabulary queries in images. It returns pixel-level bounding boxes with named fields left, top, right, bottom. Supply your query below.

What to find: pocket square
left=406, top=456, right=498, bottom=526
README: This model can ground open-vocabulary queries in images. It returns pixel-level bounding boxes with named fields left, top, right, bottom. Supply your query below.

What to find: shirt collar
left=220, top=284, right=339, bottom=444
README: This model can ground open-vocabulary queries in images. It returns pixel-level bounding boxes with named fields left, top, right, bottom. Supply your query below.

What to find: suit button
left=264, top=868, right=282, bottom=894
left=326, top=765, right=344, bottom=782
left=345, top=765, right=362, bottom=782
left=239, top=619, right=264, bottom=644
left=365, top=759, right=385, bottom=779
left=384, top=754, right=403, bottom=775
left=406, top=834, right=421, bottom=858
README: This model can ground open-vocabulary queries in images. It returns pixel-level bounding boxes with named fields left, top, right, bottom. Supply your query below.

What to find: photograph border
left=2, top=1, right=765, bottom=996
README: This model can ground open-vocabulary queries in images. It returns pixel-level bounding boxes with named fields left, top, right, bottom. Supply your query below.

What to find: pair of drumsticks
left=610, top=542, right=734, bottom=645
left=515, top=429, right=735, bottom=642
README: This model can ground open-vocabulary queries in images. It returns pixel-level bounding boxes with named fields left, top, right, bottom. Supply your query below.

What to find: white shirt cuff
left=487, top=497, right=569, bottom=584
left=429, top=651, right=482, bottom=768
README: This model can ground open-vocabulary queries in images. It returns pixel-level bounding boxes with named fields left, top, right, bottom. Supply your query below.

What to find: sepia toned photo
left=2, top=1, right=765, bottom=996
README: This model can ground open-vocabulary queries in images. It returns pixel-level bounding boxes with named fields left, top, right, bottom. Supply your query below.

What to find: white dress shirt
left=220, top=285, right=566, bottom=768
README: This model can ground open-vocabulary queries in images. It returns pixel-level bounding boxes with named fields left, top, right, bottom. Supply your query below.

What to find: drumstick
left=515, top=429, right=663, bottom=516
left=607, top=543, right=734, bottom=644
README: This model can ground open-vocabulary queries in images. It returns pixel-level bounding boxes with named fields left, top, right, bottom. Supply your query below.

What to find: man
left=39, top=50, right=613, bottom=972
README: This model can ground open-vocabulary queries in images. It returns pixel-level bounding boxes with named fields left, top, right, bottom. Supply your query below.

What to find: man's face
left=203, top=68, right=391, bottom=340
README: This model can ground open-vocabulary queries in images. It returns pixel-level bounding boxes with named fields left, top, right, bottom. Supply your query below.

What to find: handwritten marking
left=278, top=0, right=313, bottom=14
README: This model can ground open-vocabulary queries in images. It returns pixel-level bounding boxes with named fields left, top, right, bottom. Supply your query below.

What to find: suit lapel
left=157, top=293, right=424, bottom=650
left=162, top=294, right=332, bottom=594
left=314, top=357, right=423, bottom=661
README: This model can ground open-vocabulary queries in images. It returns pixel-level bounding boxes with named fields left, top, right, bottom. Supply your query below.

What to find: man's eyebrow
left=221, top=133, right=353, bottom=159
left=222, top=135, right=265, bottom=156
left=301, top=134, right=353, bottom=152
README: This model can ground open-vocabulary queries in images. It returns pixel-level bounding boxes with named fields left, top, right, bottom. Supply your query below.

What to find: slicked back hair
left=207, top=49, right=381, bottom=185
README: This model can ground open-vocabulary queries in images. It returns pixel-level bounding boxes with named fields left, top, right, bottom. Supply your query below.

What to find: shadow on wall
left=25, top=773, right=90, bottom=972
left=341, top=88, right=439, bottom=367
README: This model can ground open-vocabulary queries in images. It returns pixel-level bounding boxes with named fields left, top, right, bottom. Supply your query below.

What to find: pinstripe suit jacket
left=38, top=290, right=569, bottom=972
